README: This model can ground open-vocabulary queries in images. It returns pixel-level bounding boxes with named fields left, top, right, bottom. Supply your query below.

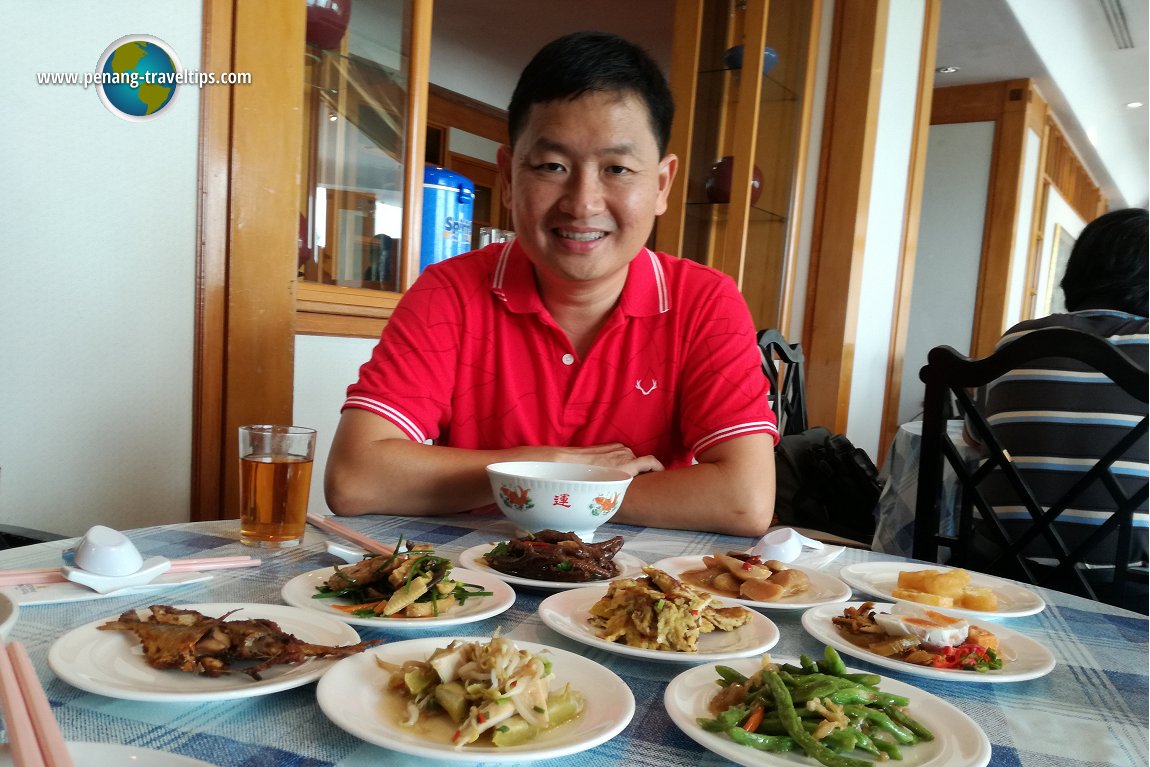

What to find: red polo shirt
left=344, top=241, right=777, bottom=467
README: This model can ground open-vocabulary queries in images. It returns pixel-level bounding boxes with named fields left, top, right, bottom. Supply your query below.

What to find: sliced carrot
left=330, top=601, right=385, bottom=613
left=741, top=704, right=765, bottom=733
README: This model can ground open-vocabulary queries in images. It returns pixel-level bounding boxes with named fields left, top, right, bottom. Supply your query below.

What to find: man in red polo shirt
left=325, top=32, right=778, bottom=536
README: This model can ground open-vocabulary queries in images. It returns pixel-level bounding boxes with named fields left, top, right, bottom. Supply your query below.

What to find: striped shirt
left=976, top=310, right=1149, bottom=566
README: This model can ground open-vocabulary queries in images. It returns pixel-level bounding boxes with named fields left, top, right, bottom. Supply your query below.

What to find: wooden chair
left=757, top=328, right=808, bottom=437
left=911, top=327, right=1148, bottom=609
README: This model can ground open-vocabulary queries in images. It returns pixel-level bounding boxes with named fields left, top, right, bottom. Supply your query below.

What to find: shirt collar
left=490, top=241, right=671, bottom=317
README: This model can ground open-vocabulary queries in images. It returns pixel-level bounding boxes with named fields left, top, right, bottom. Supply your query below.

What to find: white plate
left=458, top=542, right=647, bottom=590
left=838, top=561, right=1046, bottom=619
left=316, top=637, right=634, bottom=762
left=538, top=585, right=780, bottom=663
left=0, top=742, right=217, bottom=766
left=801, top=602, right=1056, bottom=683
left=664, top=656, right=992, bottom=767
left=48, top=602, right=365, bottom=702
left=651, top=556, right=853, bottom=610
left=280, top=566, right=515, bottom=628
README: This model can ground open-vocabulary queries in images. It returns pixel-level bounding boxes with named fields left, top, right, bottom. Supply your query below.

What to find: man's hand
left=533, top=443, right=665, bottom=477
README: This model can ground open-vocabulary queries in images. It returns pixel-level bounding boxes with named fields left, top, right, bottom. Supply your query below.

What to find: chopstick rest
left=61, top=556, right=172, bottom=595
left=324, top=541, right=369, bottom=564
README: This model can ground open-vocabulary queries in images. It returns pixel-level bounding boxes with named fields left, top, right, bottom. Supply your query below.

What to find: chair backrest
left=757, top=328, right=808, bottom=437
left=911, top=327, right=1148, bottom=608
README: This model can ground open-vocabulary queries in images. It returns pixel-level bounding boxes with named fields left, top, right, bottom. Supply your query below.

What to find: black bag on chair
left=773, top=426, right=882, bottom=543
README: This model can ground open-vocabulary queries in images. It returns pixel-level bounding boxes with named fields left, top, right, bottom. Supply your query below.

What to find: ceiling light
left=936, top=66, right=960, bottom=74
left=328, top=112, right=338, bottom=122
left=1126, top=101, right=1144, bottom=109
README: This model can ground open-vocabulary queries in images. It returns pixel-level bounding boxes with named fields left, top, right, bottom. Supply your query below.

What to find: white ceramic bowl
left=73, top=525, right=144, bottom=576
left=0, top=592, right=18, bottom=641
left=486, top=461, right=633, bottom=541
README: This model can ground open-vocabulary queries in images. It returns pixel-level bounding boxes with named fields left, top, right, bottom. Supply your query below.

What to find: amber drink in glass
left=238, top=425, right=316, bottom=547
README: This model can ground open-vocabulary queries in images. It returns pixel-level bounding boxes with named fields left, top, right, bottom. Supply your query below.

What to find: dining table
left=0, top=513, right=1145, bottom=767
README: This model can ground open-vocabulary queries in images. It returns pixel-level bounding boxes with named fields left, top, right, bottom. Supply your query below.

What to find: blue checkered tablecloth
left=0, top=515, right=1145, bottom=767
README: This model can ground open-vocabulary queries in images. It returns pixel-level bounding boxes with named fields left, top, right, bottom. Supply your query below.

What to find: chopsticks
left=0, top=556, right=261, bottom=587
left=306, top=513, right=394, bottom=556
left=0, top=641, right=73, bottom=767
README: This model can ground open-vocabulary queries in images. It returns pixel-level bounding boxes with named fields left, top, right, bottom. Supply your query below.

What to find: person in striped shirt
left=972, top=208, right=1148, bottom=606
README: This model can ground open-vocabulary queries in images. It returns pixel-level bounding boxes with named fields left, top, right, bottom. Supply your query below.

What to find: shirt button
left=561, top=353, right=575, bottom=366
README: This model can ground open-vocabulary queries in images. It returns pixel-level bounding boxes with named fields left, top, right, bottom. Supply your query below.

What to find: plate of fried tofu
left=837, top=562, right=1046, bottom=619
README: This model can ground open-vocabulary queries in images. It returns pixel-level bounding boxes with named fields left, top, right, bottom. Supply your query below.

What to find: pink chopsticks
left=0, top=556, right=261, bottom=587
left=306, top=513, right=394, bottom=556
left=0, top=641, right=73, bottom=767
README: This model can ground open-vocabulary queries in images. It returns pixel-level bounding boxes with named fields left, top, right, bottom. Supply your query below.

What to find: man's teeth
left=558, top=230, right=605, bottom=242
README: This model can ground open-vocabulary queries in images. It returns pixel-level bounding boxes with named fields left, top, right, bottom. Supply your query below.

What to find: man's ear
left=496, top=144, right=514, bottom=202
left=654, top=153, right=679, bottom=217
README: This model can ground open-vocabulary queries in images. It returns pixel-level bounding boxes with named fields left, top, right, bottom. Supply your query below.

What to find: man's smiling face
left=499, top=90, right=677, bottom=291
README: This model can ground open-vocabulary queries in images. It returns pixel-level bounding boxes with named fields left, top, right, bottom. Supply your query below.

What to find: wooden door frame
left=194, top=0, right=303, bottom=521
left=802, top=0, right=888, bottom=434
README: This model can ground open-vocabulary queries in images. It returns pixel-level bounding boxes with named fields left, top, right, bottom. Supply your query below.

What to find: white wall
left=293, top=336, right=378, bottom=517
left=844, top=0, right=927, bottom=462
left=0, top=2, right=201, bottom=536
left=898, top=121, right=996, bottom=423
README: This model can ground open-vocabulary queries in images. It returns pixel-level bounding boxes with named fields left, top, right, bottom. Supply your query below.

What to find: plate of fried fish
left=47, top=603, right=377, bottom=701
left=538, top=567, right=780, bottom=663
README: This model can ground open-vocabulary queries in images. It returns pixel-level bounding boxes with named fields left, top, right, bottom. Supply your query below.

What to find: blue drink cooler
left=420, top=166, right=475, bottom=272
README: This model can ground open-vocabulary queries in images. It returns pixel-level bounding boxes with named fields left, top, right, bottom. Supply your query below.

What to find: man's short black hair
left=507, top=31, right=675, bottom=157
left=1060, top=207, right=1148, bottom=316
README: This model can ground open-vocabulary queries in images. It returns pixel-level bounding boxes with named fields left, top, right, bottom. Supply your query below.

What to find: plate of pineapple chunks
left=837, top=562, right=1046, bottom=619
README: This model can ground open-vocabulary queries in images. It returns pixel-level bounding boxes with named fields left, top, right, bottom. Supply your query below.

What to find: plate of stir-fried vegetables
left=280, top=542, right=515, bottom=628
left=664, top=649, right=991, bottom=767
left=316, top=635, right=635, bottom=762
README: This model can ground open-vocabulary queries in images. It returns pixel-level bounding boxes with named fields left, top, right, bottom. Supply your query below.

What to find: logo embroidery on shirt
left=635, top=379, right=657, bottom=396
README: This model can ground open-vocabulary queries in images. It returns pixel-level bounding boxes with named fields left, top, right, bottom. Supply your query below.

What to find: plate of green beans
left=663, top=647, right=991, bottom=767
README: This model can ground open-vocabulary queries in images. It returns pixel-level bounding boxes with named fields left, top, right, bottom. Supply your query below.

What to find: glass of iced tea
left=238, top=425, right=316, bottom=548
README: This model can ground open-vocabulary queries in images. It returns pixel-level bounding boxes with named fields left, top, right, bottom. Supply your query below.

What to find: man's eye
left=605, top=165, right=631, bottom=176
left=535, top=162, right=566, bottom=173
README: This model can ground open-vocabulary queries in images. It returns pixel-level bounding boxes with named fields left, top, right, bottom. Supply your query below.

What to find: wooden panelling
left=930, top=81, right=1011, bottom=124
left=224, top=2, right=306, bottom=518
left=803, top=0, right=888, bottom=433
left=1044, top=119, right=1106, bottom=221
left=194, top=0, right=305, bottom=521
left=656, top=0, right=705, bottom=257
left=714, top=0, right=769, bottom=286
left=193, top=0, right=233, bottom=522
left=399, top=0, right=433, bottom=293
left=969, top=80, right=1046, bottom=357
left=879, top=0, right=940, bottom=462
left=429, top=84, right=507, bottom=144
left=776, top=0, right=823, bottom=339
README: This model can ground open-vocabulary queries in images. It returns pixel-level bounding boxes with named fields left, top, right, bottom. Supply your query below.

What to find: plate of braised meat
left=458, top=530, right=646, bottom=591
left=47, top=603, right=378, bottom=701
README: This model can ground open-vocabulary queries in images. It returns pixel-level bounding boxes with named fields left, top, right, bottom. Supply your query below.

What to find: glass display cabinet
left=658, top=0, right=819, bottom=333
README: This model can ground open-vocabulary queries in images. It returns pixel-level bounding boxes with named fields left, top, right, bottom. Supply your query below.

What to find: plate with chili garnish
left=458, top=541, right=647, bottom=591
left=801, top=601, right=1055, bottom=682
